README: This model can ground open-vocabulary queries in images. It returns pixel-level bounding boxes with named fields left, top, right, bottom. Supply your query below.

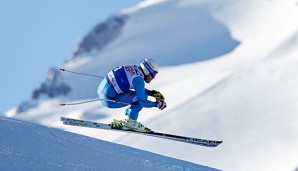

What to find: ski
left=60, top=117, right=222, bottom=147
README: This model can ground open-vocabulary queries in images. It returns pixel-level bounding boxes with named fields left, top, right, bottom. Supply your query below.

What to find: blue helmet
left=140, top=58, right=159, bottom=78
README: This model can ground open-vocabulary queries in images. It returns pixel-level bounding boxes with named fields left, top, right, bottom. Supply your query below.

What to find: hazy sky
left=0, top=0, right=143, bottom=113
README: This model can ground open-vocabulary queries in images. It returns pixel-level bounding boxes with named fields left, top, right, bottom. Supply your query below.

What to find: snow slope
left=4, top=0, right=298, bottom=171
left=0, top=117, right=217, bottom=171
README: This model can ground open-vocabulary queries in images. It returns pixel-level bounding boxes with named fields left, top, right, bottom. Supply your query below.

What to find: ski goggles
left=151, top=71, right=158, bottom=78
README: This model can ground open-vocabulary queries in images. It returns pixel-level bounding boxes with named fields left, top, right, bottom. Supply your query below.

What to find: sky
left=0, top=0, right=143, bottom=113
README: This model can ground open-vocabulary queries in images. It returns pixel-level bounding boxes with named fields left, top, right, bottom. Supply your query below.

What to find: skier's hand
left=156, top=100, right=167, bottom=110
left=150, top=90, right=165, bottom=102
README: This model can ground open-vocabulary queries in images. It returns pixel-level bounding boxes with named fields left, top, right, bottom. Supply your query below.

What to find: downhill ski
left=61, top=117, right=222, bottom=147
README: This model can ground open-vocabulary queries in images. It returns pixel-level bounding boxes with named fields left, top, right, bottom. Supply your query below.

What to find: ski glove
left=156, top=100, right=167, bottom=110
left=149, top=90, right=165, bottom=102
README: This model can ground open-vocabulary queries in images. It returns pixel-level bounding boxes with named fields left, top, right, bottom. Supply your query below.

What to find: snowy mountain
left=0, top=117, right=216, bottom=171
left=4, top=0, right=298, bottom=171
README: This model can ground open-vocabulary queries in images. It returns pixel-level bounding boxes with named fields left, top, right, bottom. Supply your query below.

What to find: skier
left=97, top=58, right=166, bottom=132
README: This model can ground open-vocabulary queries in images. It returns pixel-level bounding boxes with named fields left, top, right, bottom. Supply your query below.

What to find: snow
left=0, top=117, right=217, bottom=171
left=4, top=0, right=298, bottom=171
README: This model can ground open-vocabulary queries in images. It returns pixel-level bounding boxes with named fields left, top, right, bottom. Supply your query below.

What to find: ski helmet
left=140, top=58, right=159, bottom=78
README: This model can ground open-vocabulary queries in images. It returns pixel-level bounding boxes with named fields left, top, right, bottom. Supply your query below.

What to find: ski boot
left=111, top=119, right=123, bottom=129
left=111, top=116, right=151, bottom=133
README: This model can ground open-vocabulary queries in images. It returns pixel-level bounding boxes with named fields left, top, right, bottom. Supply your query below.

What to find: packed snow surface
left=0, top=117, right=217, bottom=171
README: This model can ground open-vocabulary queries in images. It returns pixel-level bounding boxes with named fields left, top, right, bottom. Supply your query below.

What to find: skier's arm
left=132, top=77, right=157, bottom=108
left=144, top=89, right=151, bottom=95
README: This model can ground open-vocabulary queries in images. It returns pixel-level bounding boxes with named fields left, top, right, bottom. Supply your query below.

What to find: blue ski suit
left=97, top=65, right=157, bottom=120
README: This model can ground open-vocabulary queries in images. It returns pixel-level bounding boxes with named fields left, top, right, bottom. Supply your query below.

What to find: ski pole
left=60, top=98, right=130, bottom=106
left=60, top=68, right=104, bottom=78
